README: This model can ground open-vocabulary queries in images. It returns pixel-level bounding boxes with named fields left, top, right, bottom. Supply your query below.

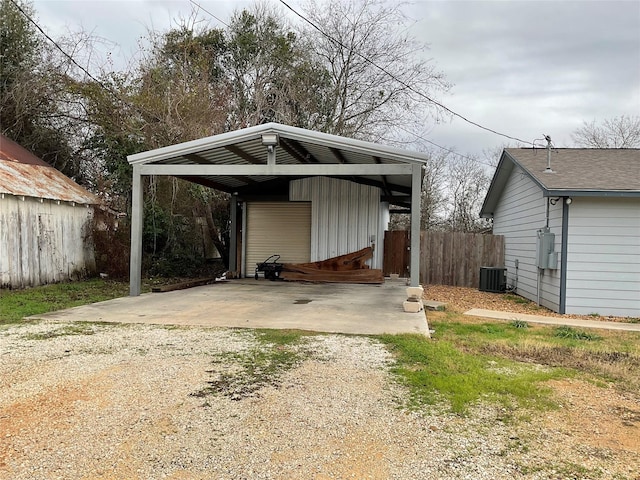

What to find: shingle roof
left=480, top=148, right=640, bottom=218
left=504, top=148, right=640, bottom=192
left=0, top=134, right=99, bottom=204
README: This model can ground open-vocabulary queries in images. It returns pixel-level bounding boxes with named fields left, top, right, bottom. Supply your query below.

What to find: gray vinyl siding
left=564, top=197, right=640, bottom=317
left=0, top=195, right=96, bottom=288
left=290, top=178, right=382, bottom=269
left=492, top=167, right=562, bottom=312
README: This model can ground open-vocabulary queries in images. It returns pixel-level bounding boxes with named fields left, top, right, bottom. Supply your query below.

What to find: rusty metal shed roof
left=0, top=134, right=99, bottom=205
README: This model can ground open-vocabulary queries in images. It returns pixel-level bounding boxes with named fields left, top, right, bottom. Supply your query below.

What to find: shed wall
left=565, top=197, right=640, bottom=317
left=290, top=177, right=383, bottom=268
left=491, top=167, right=562, bottom=311
left=0, top=195, right=96, bottom=288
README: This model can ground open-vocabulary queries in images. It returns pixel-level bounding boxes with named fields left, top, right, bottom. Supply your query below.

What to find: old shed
left=0, top=134, right=98, bottom=288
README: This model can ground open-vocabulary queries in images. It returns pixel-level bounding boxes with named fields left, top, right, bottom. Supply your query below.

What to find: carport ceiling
left=128, top=123, right=428, bottom=206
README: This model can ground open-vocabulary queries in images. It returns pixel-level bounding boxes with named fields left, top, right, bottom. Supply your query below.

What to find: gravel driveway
left=1, top=321, right=638, bottom=479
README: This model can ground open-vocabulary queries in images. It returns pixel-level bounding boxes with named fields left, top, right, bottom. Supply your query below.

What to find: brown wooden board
left=280, top=270, right=383, bottom=284
left=281, top=247, right=383, bottom=284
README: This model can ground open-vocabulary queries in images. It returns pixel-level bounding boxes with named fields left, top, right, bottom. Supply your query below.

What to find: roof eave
left=127, top=123, right=430, bottom=166
left=544, top=189, right=640, bottom=198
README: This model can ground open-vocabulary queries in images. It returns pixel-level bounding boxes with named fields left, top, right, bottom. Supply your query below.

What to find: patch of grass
left=23, top=323, right=98, bottom=340
left=554, top=325, right=602, bottom=341
left=429, top=318, right=640, bottom=395
left=379, top=317, right=640, bottom=413
left=510, top=320, right=529, bottom=329
left=0, top=279, right=147, bottom=325
left=193, top=329, right=317, bottom=401
left=503, top=294, right=531, bottom=305
left=0, top=279, right=125, bottom=324
left=377, top=333, right=566, bottom=415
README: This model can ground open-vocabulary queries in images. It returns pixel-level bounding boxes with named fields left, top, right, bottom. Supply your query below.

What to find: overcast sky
left=32, top=0, right=640, bottom=163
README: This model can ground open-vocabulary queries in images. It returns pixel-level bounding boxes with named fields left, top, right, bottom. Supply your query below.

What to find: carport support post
left=229, top=193, right=238, bottom=273
left=410, top=163, right=422, bottom=287
left=129, top=165, right=143, bottom=296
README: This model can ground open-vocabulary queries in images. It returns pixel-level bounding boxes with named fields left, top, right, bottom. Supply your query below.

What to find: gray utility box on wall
left=479, top=267, right=506, bottom=293
left=536, top=227, right=558, bottom=269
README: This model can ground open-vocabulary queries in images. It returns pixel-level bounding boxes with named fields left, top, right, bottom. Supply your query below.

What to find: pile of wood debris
left=281, top=247, right=383, bottom=284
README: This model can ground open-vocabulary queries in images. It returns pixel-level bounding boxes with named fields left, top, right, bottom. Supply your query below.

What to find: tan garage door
left=245, top=202, right=311, bottom=276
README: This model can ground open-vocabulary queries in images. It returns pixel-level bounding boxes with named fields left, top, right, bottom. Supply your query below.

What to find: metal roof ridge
left=128, top=123, right=429, bottom=165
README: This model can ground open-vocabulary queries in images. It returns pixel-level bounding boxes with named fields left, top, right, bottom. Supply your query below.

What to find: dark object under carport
left=255, top=255, right=284, bottom=280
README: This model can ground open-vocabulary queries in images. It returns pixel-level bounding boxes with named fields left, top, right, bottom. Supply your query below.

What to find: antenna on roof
left=543, top=135, right=554, bottom=173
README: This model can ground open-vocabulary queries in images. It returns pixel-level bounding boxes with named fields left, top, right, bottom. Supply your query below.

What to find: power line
left=394, top=124, right=500, bottom=169
left=8, top=0, right=166, bottom=123
left=8, top=0, right=114, bottom=95
left=279, top=0, right=533, bottom=147
left=188, top=0, right=230, bottom=28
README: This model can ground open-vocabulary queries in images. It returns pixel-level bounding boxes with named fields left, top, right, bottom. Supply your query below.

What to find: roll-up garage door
left=245, top=202, right=311, bottom=275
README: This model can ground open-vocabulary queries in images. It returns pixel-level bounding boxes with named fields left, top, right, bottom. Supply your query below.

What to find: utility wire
left=9, top=0, right=166, bottom=122
left=8, top=0, right=114, bottom=95
left=394, top=124, right=501, bottom=169
left=279, top=0, right=533, bottom=146
left=188, top=0, right=230, bottom=28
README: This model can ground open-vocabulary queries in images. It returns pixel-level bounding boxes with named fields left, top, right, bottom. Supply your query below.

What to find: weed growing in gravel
left=23, top=323, right=98, bottom=340
left=193, top=329, right=317, bottom=401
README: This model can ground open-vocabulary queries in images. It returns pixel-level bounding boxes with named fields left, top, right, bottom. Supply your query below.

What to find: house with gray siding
left=0, top=135, right=99, bottom=288
left=481, top=148, right=640, bottom=318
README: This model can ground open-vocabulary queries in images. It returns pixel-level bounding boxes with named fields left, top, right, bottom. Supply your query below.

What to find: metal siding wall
left=0, top=196, right=95, bottom=288
left=245, top=202, right=311, bottom=275
left=290, top=177, right=382, bottom=268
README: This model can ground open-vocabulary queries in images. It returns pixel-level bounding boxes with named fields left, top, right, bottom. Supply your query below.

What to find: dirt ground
left=424, top=284, right=636, bottom=323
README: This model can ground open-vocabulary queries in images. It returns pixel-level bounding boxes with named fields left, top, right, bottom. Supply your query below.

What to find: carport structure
left=127, top=123, right=427, bottom=296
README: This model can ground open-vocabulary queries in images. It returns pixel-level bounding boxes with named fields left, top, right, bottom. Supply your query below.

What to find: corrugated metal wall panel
left=291, top=177, right=382, bottom=268
left=245, top=202, right=311, bottom=276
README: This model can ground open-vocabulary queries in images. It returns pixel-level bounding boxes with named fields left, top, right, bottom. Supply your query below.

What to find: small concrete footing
left=403, top=285, right=425, bottom=313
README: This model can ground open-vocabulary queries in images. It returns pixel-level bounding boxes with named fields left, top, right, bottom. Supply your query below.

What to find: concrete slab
left=464, top=309, right=640, bottom=332
left=28, top=279, right=429, bottom=336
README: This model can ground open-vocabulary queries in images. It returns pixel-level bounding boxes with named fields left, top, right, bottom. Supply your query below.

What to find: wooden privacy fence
left=383, top=230, right=505, bottom=288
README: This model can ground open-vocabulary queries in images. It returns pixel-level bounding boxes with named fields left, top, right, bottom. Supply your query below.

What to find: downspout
left=559, top=197, right=570, bottom=314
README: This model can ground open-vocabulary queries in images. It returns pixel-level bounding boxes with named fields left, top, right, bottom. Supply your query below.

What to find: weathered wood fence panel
left=383, top=230, right=505, bottom=288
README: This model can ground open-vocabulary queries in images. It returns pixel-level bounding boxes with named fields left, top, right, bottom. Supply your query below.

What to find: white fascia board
left=269, top=123, right=429, bottom=164
left=128, top=122, right=429, bottom=166
left=127, top=124, right=272, bottom=165
left=139, top=163, right=413, bottom=176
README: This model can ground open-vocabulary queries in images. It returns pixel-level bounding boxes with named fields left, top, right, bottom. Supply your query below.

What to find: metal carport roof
left=127, top=123, right=426, bottom=295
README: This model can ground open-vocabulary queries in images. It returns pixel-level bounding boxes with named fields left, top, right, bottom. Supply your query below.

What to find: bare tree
left=420, top=148, right=448, bottom=230
left=572, top=115, right=640, bottom=148
left=299, top=0, right=449, bottom=140
left=444, top=156, right=491, bottom=232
